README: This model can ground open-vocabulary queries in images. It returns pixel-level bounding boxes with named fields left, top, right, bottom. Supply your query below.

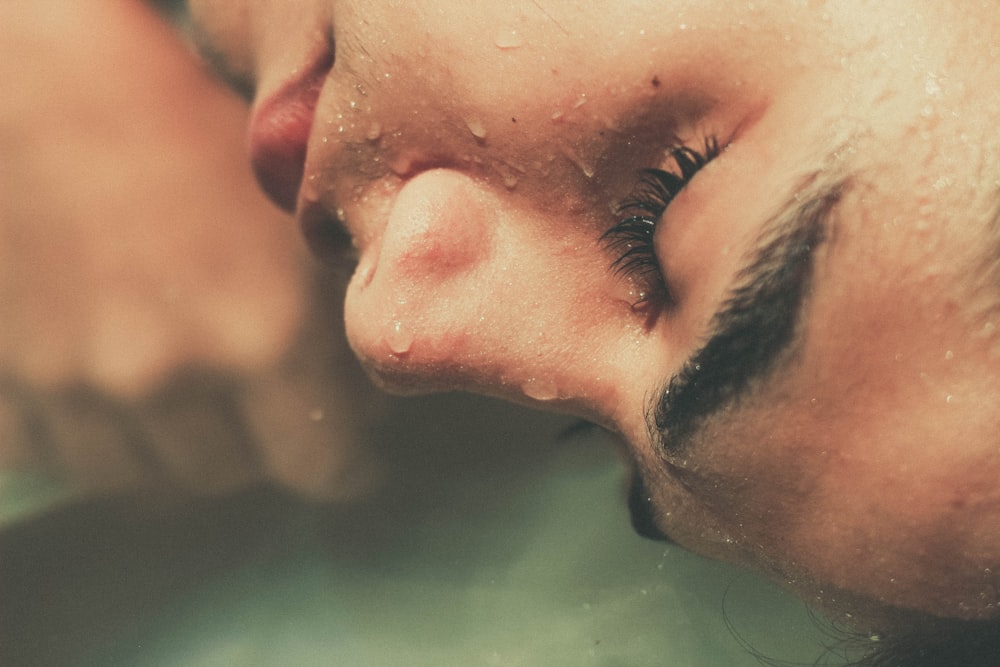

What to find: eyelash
left=602, top=135, right=721, bottom=305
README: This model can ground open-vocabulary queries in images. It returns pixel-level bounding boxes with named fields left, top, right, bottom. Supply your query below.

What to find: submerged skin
left=189, top=0, right=1000, bottom=625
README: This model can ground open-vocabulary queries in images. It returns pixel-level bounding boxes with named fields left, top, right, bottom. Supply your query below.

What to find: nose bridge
left=342, top=168, right=638, bottom=426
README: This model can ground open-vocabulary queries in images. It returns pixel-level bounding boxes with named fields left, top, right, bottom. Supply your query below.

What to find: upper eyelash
left=602, top=136, right=721, bottom=304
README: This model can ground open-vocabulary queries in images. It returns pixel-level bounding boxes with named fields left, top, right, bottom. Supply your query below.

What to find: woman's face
left=190, top=0, right=1000, bottom=622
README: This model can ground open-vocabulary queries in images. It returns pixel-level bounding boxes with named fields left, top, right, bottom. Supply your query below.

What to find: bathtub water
left=35, top=394, right=836, bottom=667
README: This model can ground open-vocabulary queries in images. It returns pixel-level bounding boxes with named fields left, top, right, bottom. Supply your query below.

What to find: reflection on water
left=2, top=395, right=831, bottom=665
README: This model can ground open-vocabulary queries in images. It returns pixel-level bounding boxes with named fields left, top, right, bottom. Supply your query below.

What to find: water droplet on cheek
left=386, top=320, right=414, bottom=355
left=521, top=377, right=559, bottom=401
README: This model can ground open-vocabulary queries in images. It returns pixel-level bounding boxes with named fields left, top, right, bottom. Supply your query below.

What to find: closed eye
left=602, top=136, right=721, bottom=307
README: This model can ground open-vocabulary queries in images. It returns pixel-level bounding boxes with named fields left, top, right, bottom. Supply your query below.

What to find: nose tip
left=380, top=170, right=494, bottom=281
left=343, top=169, right=501, bottom=390
left=247, top=52, right=333, bottom=212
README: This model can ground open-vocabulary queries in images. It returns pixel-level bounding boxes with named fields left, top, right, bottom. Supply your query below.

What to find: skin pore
left=189, top=0, right=1000, bottom=637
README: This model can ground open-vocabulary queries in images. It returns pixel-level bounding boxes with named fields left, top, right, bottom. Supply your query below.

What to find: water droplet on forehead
left=493, top=28, right=524, bottom=49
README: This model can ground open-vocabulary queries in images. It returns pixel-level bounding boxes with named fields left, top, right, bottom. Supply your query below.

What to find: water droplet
left=944, top=350, right=954, bottom=360
left=389, top=154, right=414, bottom=176
left=522, top=377, right=558, bottom=401
left=355, top=257, right=376, bottom=288
left=572, top=93, right=588, bottom=109
left=387, top=321, right=413, bottom=355
left=494, top=28, right=524, bottom=49
left=925, top=73, right=941, bottom=97
left=493, top=161, right=524, bottom=189
left=561, top=145, right=596, bottom=178
left=309, top=408, right=325, bottom=422
left=301, top=173, right=320, bottom=203
left=366, top=122, right=382, bottom=141
left=465, top=117, right=488, bottom=140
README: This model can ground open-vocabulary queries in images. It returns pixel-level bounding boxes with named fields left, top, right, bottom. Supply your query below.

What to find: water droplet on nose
left=494, top=28, right=524, bottom=49
left=522, top=377, right=558, bottom=401
left=387, top=321, right=414, bottom=355
left=465, top=117, right=488, bottom=140
left=366, top=122, right=383, bottom=141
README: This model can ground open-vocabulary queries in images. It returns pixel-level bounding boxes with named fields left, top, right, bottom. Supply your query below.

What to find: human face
left=190, top=0, right=1000, bottom=623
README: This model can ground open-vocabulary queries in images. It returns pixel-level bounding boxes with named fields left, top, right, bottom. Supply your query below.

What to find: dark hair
left=851, top=617, right=1000, bottom=667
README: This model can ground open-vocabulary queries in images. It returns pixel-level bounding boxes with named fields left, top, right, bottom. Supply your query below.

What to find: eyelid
left=602, top=136, right=722, bottom=306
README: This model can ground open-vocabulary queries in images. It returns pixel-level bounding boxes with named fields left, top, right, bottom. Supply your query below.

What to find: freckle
left=651, top=76, right=661, bottom=87
left=511, top=117, right=517, bottom=123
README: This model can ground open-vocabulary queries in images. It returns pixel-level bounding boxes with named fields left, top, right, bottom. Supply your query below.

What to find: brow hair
left=652, top=177, right=844, bottom=454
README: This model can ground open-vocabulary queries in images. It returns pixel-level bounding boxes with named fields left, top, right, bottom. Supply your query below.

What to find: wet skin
left=190, top=0, right=1000, bottom=625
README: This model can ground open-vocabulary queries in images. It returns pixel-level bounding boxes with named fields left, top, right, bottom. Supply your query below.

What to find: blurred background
left=0, top=1, right=837, bottom=664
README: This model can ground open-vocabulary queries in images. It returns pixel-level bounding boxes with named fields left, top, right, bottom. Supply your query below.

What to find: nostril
left=300, top=202, right=356, bottom=266
left=247, top=48, right=334, bottom=212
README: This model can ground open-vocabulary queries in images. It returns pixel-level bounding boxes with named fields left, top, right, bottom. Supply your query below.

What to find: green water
left=4, top=395, right=835, bottom=666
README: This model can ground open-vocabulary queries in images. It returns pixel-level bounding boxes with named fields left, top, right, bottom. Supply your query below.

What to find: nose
left=344, top=169, right=500, bottom=392
left=343, top=168, right=611, bottom=415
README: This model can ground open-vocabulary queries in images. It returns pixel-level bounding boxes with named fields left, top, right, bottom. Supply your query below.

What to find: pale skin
left=189, top=0, right=1000, bottom=627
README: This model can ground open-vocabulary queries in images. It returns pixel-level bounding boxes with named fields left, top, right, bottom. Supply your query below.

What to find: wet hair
left=850, top=618, right=1000, bottom=667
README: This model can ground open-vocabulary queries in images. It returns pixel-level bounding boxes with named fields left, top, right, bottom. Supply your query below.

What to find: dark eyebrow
left=652, top=177, right=844, bottom=454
